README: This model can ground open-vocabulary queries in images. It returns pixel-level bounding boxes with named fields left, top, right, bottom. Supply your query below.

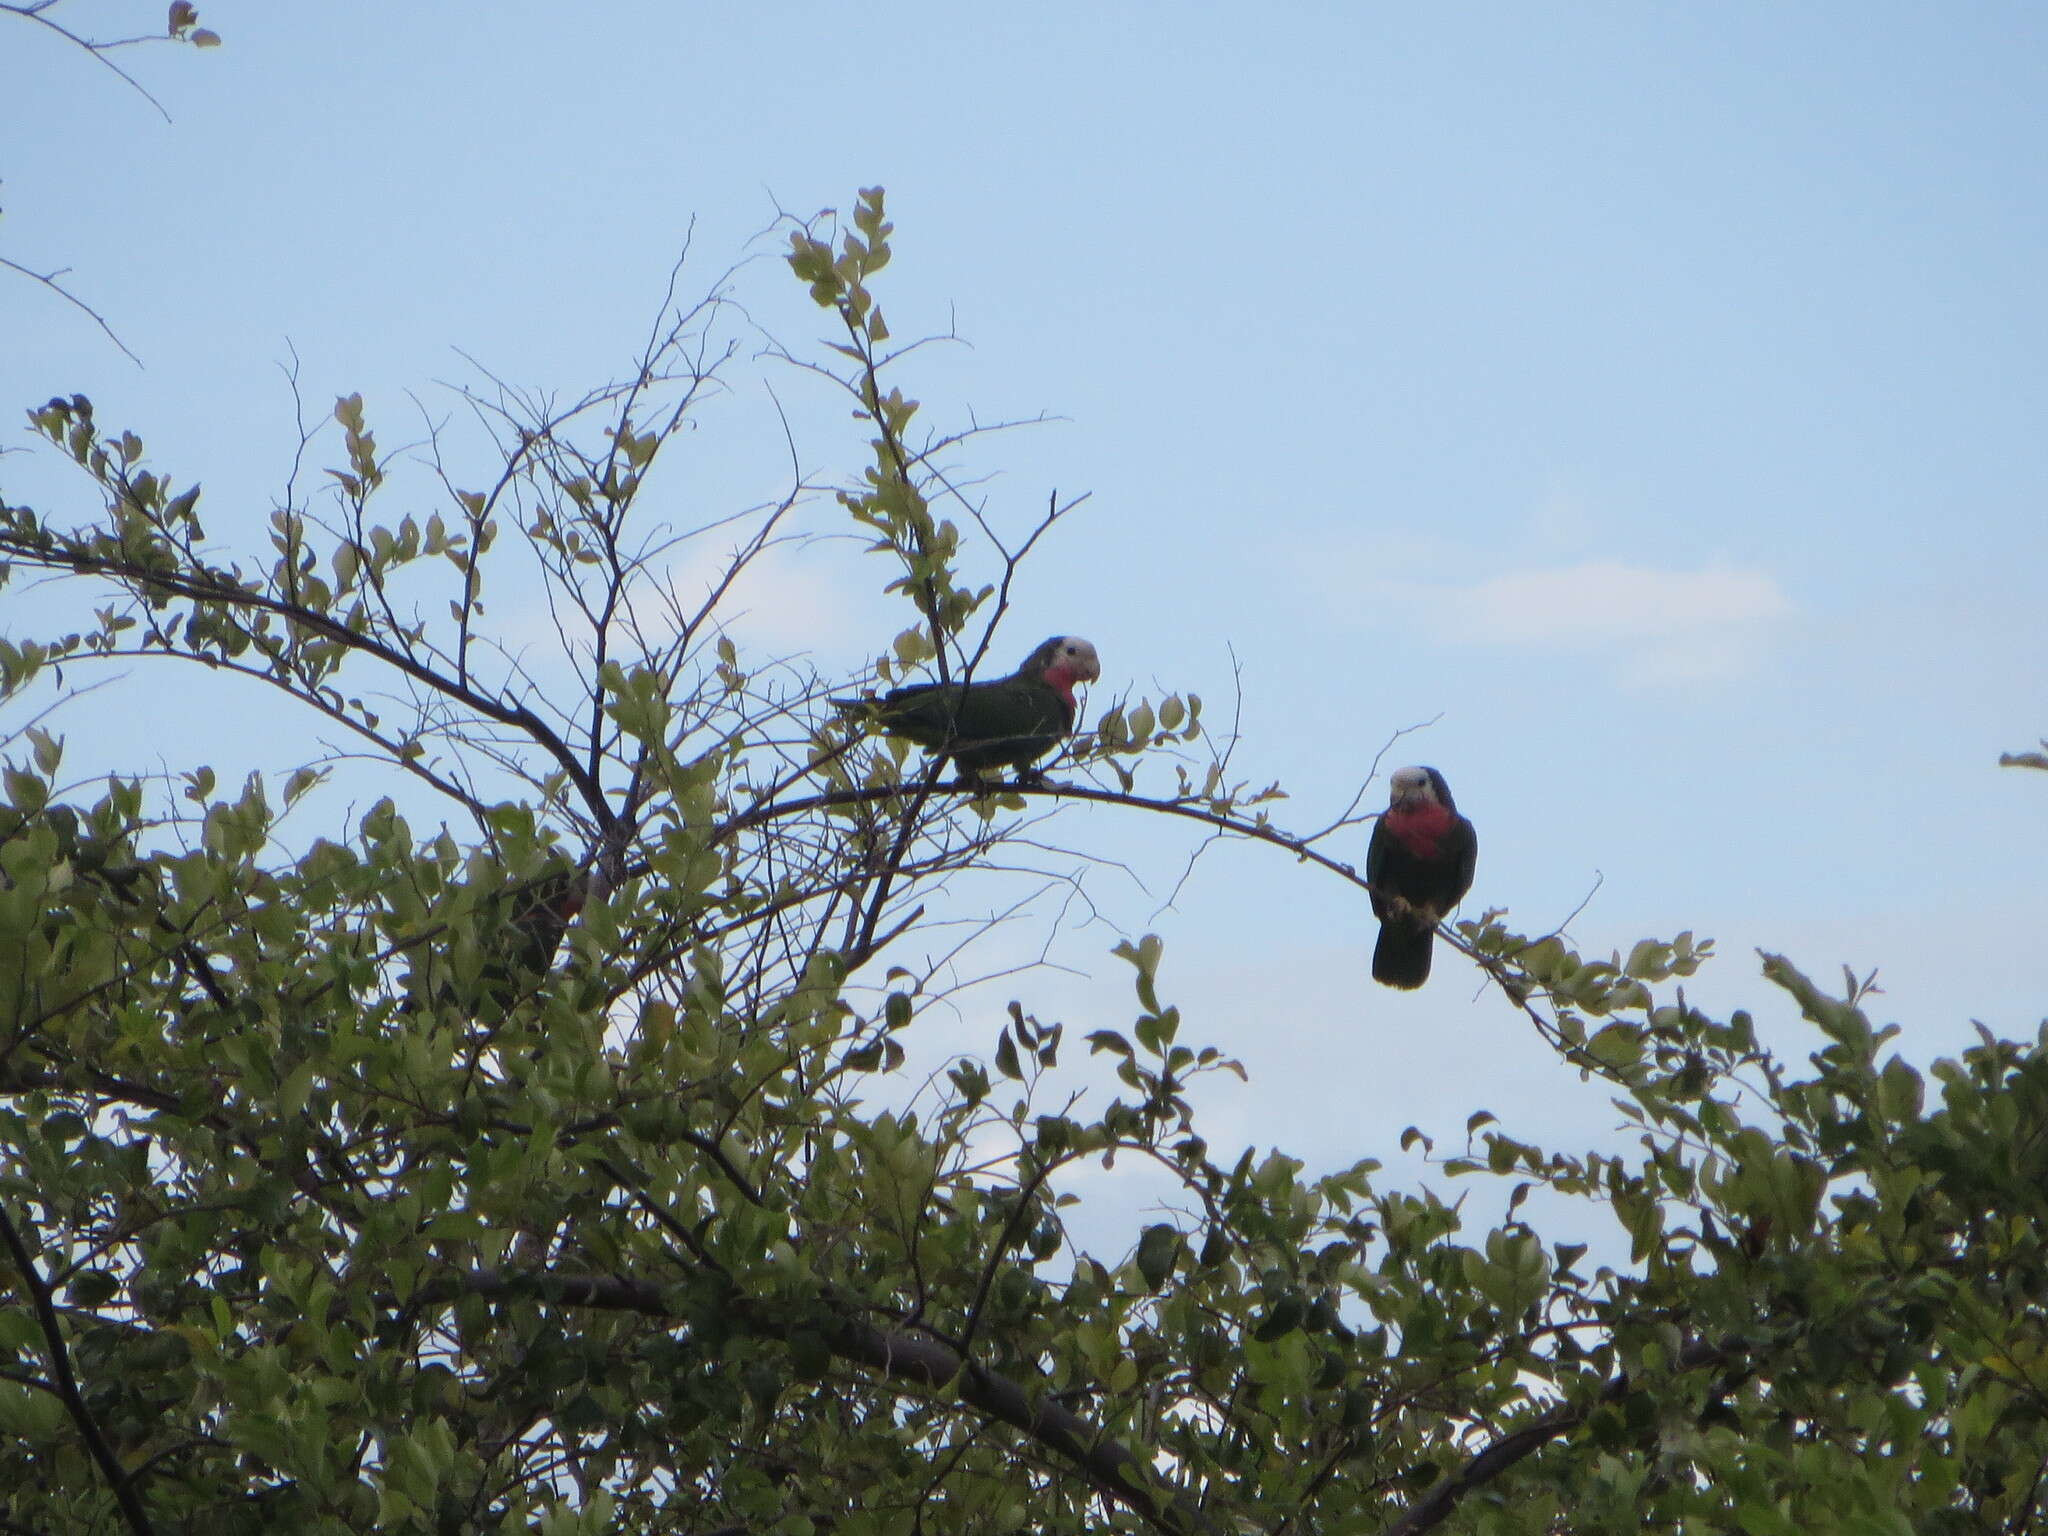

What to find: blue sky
left=5, top=4, right=2047, bottom=1222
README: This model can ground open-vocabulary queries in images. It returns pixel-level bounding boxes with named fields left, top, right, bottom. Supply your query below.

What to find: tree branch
left=453, top=1268, right=1235, bottom=1536
left=1381, top=1337, right=1739, bottom=1536
left=0, top=254, right=144, bottom=366
left=0, top=1202, right=157, bottom=1536
left=2, top=543, right=617, bottom=837
left=0, top=2, right=172, bottom=119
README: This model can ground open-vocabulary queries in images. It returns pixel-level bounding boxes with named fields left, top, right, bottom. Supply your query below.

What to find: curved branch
left=703, top=771, right=1644, bottom=1076
left=0, top=3, right=172, bottom=120
left=712, top=776, right=1382, bottom=912
left=0, top=1202, right=157, bottom=1536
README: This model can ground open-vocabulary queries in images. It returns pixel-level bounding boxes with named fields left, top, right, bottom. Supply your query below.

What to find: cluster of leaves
left=3, top=189, right=2047, bottom=1536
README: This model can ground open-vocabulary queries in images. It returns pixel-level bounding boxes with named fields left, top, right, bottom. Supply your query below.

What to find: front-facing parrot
left=833, top=636, right=1101, bottom=778
left=1366, top=765, right=1478, bottom=989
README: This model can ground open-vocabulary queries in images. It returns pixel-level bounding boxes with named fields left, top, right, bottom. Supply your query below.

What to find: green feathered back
left=835, top=637, right=1084, bottom=773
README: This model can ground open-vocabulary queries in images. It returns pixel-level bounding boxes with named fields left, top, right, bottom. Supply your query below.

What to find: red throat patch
left=1041, top=665, right=1080, bottom=708
left=1385, top=800, right=1454, bottom=859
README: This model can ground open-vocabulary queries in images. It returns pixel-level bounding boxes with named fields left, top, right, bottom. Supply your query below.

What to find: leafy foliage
left=2, top=188, right=2047, bottom=1536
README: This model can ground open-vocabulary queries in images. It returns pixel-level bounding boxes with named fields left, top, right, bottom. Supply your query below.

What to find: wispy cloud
left=485, top=535, right=887, bottom=669
left=1334, top=557, right=1794, bottom=686
left=661, top=537, right=881, bottom=659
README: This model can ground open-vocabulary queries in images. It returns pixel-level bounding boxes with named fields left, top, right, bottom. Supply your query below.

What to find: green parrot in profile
left=833, top=636, right=1102, bottom=777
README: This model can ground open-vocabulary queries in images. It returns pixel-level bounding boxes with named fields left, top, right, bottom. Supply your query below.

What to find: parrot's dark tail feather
left=1372, top=922, right=1433, bottom=989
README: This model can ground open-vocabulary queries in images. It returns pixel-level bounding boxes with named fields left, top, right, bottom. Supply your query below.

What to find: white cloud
left=1445, top=562, right=1789, bottom=645
left=1342, top=558, right=1794, bottom=687
left=483, top=533, right=890, bottom=671
left=661, top=536, right=882, bottom=659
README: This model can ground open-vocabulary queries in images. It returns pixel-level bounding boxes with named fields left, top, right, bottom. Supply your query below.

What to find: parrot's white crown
left=1388, top=765, right=1442, bottom=805
left=1047, top=636, right=1101, bottom=681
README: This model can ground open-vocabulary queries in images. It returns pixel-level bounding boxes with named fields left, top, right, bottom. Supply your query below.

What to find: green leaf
left=1587, top=1022, right=1642, bottom=1070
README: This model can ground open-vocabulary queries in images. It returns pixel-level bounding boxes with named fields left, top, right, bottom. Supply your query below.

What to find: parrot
left=403, top=852, right=590, bottom=1021
left=833, top=636, right=1101, bottom=778
left=1366, top=765, right=1478, bottom=989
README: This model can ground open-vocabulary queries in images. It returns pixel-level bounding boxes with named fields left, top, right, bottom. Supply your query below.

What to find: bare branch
left=0, top=253, right=143, bottom=366
left=0, top=1, right=174, bottom=118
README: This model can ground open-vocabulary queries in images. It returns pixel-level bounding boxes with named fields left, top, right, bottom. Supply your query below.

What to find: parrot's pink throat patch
left=1385, top=800, right=1454, bottom=859
left=1042, top=665, right=1083, bottom=707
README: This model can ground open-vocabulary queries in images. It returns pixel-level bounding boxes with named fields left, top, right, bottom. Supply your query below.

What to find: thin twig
left=0, top=3, right=172, bottom=119
left=0, top=254, right=143, bottom=366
